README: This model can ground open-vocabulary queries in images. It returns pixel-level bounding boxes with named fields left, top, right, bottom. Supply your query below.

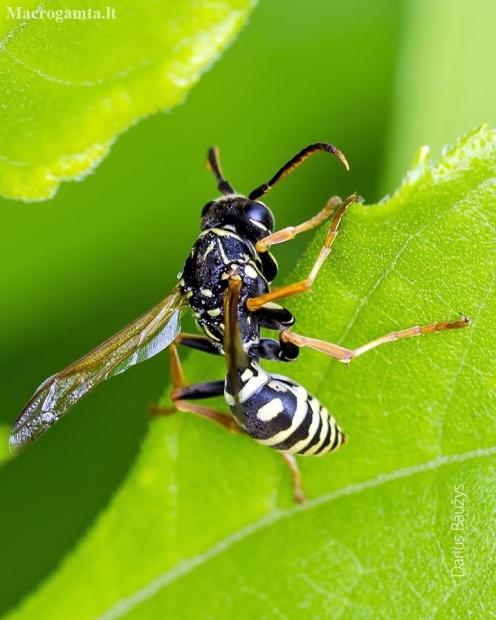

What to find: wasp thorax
left=200, top=195, right=275, bottom=242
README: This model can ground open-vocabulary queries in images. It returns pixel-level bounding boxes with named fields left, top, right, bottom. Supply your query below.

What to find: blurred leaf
left=0, top=0, right=256, bottom=201
left=6, top=126, right=495, bottom=618
left=383, top=0, right=496, bottom=191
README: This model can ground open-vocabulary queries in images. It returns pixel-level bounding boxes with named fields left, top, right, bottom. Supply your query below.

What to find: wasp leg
left=247, top=194, right=361, bottom=311
left=150, top=398, right=243, bottom=434
left=253, top=305, right=298, bottom=362
left=149, top=341, right=244, bottom=433
left=281, top=453, right=305, bottom=504
left=255, top=196, right=342, bottom=253
left=254, top=303, right=295, bottom=330
left=149, top=382, right=237, bottom=433
left=173, top=332, right=222, bottom=356
left=251, top=337, right=299, bottom=363
left=281, top=315, right=471, bottom=363
left=161, top=399, right=244, bottom=434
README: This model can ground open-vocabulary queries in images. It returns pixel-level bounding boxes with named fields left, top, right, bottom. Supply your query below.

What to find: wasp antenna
left=206, top=147, right=236, bottom=195
left=248, top=142, right=350, bottom=201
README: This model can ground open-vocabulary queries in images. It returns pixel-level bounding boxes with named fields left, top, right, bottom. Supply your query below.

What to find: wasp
left=10, top=144, right=469, bottom=502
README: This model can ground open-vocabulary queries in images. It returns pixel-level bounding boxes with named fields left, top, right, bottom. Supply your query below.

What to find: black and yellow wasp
left=10, top=144, right=469, bottom=502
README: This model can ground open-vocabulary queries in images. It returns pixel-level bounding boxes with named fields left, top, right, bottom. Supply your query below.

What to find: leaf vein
left=94, top=445, right=496, bottom=620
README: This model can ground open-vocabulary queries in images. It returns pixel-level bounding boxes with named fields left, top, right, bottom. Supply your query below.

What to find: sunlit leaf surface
left=0, top=0, right=256, bottom=200
left=6, top=126, right=495, bottom=618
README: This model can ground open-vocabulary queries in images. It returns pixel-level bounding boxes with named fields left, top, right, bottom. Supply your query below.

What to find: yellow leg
left=281, top=315, right=470, bottom=363
left=255, top=196, right=342, bottom=253
left=248, top=194, right=361, bottom=311
left=149, top=400, right=244, bottom=434
left=149, top=340, right=241, bottom=433
left=281, top=453, right=305, bottom=504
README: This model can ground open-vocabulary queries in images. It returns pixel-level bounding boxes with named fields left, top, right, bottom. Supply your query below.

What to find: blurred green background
left=1, top=0, right=494, bottom=614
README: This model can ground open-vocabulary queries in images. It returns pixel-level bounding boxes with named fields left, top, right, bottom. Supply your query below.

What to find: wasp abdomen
left=225, top=363, right=345, bottom=456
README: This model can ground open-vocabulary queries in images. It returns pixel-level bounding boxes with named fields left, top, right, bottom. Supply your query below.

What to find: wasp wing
left=10, top=286, right=186, bottom=455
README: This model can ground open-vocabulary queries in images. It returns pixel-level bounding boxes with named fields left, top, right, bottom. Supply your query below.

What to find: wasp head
left=200, top=195, right=275, bottom=243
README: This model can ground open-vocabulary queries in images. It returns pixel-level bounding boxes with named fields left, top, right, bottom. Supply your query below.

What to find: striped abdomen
left=224, top=363, right=345, bottom=456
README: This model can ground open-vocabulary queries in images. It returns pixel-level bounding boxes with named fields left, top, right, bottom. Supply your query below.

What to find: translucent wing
left=10, top=286, right=186, bottom=455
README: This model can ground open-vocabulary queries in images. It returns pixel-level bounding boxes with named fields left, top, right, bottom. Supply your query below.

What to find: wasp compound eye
left=201, top=201, right=216, bottom=218
left=244, top=201, right=275, bottom=233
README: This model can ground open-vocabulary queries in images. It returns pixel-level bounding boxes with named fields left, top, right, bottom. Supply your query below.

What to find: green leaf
left=6, top=126, right=495, bottom=618
left=0, top=425, right=14, bottom=466
left=0, top=0, right=256, bottom=201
